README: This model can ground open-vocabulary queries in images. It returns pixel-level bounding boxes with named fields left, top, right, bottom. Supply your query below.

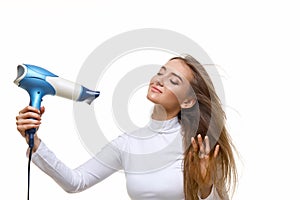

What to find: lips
left=151, top=86, right=162, bottom=93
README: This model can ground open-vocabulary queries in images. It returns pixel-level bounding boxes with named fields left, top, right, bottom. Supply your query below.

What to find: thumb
left=40, top=106, right=45, bottom=116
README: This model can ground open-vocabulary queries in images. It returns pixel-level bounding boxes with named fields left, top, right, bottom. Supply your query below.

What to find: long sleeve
left=28, top=117, right=222, bottom=199
left=31, top=141, right=122, bottom=193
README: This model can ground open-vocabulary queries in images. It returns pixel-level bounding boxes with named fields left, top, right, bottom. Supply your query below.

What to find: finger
left=204, top=136, right=210, bottom=155
left=17, top=124, right=39, bottom=131
left=213, top=144, right=220, bottom=158
left=40, top=106, right=45, bottom=116
left=16, top=118, right=41, bottom=126
left=19, top=106, right=40, bottom=115
left=17, top=111, right=41, bottom=121
left=191, top=137, right=198, bottom=152
left=17, top=124, right=39, bottom=137
left=188, top=151, right=196, bottom=165
left=197, top=134, right=205, bottom=154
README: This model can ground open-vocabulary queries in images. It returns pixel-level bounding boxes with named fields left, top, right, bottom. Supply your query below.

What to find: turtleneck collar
left=147, top=116, right=181, bottom=134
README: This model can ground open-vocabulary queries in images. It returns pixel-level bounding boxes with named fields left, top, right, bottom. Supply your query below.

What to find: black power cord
left=26, top=128, right=36, bottom=200
left=27, top=146, right=33, bottom=200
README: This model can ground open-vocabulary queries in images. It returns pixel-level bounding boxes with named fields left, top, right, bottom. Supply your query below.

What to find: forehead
left=164, top=59, right=194, bottom=82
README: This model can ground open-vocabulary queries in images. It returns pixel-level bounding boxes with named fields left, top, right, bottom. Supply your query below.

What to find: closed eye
left=170, top=79, right=179, bottom=85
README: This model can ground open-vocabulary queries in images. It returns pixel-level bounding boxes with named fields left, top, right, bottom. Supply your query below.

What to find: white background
left=1, top=0, right=300, bottom=199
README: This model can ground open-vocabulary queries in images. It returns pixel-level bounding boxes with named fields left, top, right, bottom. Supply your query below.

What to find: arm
left=16, top=106, right=122, bottom=193
left=31, top=141, right=121, bottom=193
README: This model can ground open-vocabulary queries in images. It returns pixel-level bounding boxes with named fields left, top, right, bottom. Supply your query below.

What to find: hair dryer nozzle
left=78, top=87, right=100, bottom=105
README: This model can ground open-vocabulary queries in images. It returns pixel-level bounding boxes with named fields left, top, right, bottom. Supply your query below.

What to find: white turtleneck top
left=31, top=117, right=219, bottom=199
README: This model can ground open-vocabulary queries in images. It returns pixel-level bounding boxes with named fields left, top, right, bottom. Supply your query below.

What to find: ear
left=180, top=97, right=196, bottom=109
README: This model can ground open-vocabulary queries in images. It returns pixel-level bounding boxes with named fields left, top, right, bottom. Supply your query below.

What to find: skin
left=147, top=59, right=195, bottom=120
left=190, top=135, right=220, bottom=198
left=16, top=58, right=219, bottom=198
left=146, top=59, right=219, bottom=198
left=16, top=105, right=44, bottom=152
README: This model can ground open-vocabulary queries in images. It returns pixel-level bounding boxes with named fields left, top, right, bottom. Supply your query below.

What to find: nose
left=154, top=75, right=164, bottom=86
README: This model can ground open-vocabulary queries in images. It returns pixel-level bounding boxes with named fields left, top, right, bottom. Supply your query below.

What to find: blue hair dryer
left=14, top=64, right=100, bottom=148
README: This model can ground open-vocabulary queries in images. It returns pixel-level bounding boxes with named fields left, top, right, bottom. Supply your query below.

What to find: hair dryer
left=14, top=64, right=100, bottom=148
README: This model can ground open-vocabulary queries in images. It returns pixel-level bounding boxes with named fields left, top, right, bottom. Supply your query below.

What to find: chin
left=146, top=93, right=158, bottom=104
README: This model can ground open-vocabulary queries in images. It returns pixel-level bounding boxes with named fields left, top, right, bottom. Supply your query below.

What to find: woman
left=16, top=55, right=237, bottom=199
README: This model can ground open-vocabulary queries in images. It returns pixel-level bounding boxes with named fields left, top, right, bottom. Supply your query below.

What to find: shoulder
left=110, top=127, right=147, bottom=146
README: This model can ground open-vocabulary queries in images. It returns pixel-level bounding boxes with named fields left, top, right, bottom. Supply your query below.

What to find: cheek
left=164, top=89, right=179, bottom=101
left=146, top=85, right=180, bottom=107
left=160, top=88, right=186, bottom=110
left=166, top=86, right=188, bottom=103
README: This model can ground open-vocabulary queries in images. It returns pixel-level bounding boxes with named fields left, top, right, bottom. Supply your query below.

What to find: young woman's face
left=147, top=59, right=194, bottom=113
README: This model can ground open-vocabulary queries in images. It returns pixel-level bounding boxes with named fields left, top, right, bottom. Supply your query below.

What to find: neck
left=151, top=104, right=179, bottom=121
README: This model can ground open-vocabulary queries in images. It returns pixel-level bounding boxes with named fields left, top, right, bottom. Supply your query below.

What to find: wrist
left=33, top=137, right=41, bottom=152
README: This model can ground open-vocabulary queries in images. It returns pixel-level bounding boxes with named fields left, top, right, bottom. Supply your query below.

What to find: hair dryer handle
left=26, top=128, right=36, bottom=148
left=26, top=90, right=43, bottom=148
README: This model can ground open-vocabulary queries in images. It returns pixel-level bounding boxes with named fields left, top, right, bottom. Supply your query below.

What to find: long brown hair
left=171, top=55, right=237, bottom=199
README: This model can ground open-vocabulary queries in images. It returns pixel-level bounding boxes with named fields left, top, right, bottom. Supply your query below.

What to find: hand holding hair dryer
left=14, top=64, right=100, bottom=148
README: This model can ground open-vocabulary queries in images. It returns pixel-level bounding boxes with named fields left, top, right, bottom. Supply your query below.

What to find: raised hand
left=16, top=106, right=45, bottom=151
left=188, top=134, right=220, bottom=198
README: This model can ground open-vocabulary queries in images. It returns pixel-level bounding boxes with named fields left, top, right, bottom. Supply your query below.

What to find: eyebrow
left=161, top=66, right=183, bottom=82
